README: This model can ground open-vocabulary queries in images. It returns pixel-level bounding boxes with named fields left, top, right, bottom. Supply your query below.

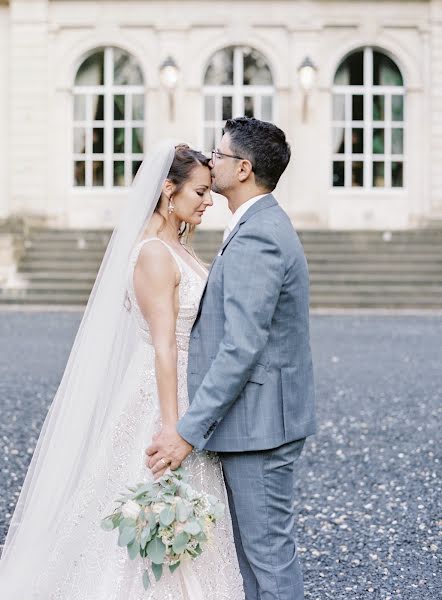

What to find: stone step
left=2, top=227, right=441, bottom=308
left=16, top=271, right=442, bottom=284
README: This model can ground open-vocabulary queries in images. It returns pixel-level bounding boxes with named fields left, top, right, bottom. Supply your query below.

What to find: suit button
left=203, top=433, right=209, bottom=439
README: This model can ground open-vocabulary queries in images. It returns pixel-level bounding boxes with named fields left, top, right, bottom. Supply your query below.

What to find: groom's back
left=188, top=197, right=316, bottom=452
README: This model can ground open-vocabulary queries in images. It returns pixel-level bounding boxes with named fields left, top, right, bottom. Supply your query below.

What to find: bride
left=0, top=143, right=245, bottom=599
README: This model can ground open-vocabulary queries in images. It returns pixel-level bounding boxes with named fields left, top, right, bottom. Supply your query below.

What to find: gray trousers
left=220, top=439, right=305, bottom=600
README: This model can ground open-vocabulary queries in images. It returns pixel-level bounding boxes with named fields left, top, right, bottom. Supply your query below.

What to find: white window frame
left=332, top=47, right=405, bottom=190
left=202, top=46, right=275, bottom=153
left=72, top=47, right=145, bottom=189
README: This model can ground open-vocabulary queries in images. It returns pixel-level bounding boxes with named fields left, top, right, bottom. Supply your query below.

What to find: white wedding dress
left=32, top=238, right=244, bottom=600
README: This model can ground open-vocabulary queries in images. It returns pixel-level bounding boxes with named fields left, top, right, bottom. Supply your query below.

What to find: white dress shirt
left=222, top=194, right=268, bottom=242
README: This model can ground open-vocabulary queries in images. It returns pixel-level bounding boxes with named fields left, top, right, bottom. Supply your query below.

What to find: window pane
left=92, top=128, right=104, bottom=153
left=373, top=129, right=385, bottom=154
left=392, top=128, right=404, bottom=154
left=113, top=161, right=125, bottom=187
left=243, top=47, right=272, bottom=85
left=74, top=128, right=86, bottom=154
left=392, top=95, right=404, bottom=121
left=373, top=95, right=385, bottom=121
left=132, top=128, right=144, bottom=154
left=333, top=94, right=346, bottom=121
left=333, top=128, right=345, bottom=154
left=204, top=47, right=234, bottom=85
left=352, top=95, right=364, bottom=121
left=92, top=161, right=104, bottom=186
left=352, top=129, right=364, bottom=154
left=334, top=51, right=364, bottom=85
left=392, top=162, right=404, bottom=187
left=133, top=94, right=144, bottom=120
left=75, top=50, right=105, bottom=86
left=113, top=48, right=143, bottom=85
left=332, top=161, right=345, bottom=187
left=114, top=95, right=125, bottom=120
left=373, top=162, right=385, bottom=187
left=74, top=161, right=86, bottom=186
left=244, top=96, right=254, bottom=118
left=262, top=96, right=273, bottom=121
left=132, top=160, right=143, bottom=181
left=222, top=96, right=233, bottom=120
left=74, top=95, right=86, bottom=121
left=114, top=128, right=125, bottom=153
left=91, top=95, right=104, bottom=121
left=352, top=162, right=364, bottom=187
left=204, top=96, right=216, bottom=121
left=373, top=52, right=403, bottom=86
left=204, top=127, right=216, bottom=153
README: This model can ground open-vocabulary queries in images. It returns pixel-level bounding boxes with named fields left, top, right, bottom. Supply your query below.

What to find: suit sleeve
left=177, top=225, right=285, bottom=449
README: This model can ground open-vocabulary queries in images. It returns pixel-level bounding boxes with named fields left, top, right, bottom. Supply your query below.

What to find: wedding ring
left=160, top=457, right=168, bottom=466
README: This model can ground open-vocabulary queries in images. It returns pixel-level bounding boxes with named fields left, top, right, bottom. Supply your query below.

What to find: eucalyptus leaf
left=169, top=561, right=181, bottom=574
left=119, top=518, right=136, bottom=532
left=159, top=505, right=176, bottom=527
left=143, top=570, right=150, bottom=590
left=118, top=526, right=136, bottom=547
left=176, top=500, right=189, bottom=523
left=151, top=562, right=163, bottom=582
left=140, top=526, right=152, bottom=548
left=213, top=503, right=225, bottom=520
left=196, top=531, right=208, bottom=543
left=146, top=537, right=166, bottom=564
left=183, top=519, right=201, bottom=535
left=127, top=540, right=140, bottom=560
left=134, top=484, right=155, bottom=498
left=172, top=531, right=190, bottom=554
left=145, top=512, right=157, bottom=531
left=100, top=517, right=116, bottom=531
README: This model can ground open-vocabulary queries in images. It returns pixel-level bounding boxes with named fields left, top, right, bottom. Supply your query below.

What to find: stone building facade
left=0, top=0, right=441, bottom=231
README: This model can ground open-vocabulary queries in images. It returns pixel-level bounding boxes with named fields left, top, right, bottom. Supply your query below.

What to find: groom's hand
left=145, top=426, right=193, bottom=479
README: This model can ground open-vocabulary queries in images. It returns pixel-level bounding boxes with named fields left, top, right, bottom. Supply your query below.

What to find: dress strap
left=136, top=237, right=183, bottom=276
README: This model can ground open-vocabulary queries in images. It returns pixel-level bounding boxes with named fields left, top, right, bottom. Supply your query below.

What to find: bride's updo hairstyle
left=155, top=143, right=210, bottom=241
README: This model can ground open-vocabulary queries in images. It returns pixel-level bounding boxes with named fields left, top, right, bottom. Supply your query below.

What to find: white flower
left=152, top=502, right=166, bottom=515
left=122, top=499, right=141, bottom=520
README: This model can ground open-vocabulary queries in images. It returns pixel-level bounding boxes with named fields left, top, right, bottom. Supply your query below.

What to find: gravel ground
left=0, top=311, right=440, bottom=599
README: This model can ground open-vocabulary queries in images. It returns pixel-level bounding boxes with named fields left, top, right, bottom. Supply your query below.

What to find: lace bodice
left=127, top=238, right=207, bottom=351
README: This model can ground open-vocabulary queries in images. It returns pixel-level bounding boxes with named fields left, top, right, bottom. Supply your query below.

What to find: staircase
left=0, top=228, right=441, bottom=308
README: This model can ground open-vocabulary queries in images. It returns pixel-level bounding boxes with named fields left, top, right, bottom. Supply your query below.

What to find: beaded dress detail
left=33, top=238, right=244, bottom=600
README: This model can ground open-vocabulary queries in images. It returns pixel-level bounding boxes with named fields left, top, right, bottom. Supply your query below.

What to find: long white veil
left=0, top=141, right=176, bottom=596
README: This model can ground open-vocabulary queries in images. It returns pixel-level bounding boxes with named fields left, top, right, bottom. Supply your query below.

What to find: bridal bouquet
left=100, top=467, right=225, bottom=590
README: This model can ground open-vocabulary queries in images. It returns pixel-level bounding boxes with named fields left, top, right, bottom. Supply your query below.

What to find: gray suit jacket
left=177, top=194, right=316, bottom=452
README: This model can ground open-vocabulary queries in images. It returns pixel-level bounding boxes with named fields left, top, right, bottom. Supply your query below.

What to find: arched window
left=203, top=46, right=274, bottom=152
left=73, top=47, right=145, bottom=188
left=332, top=47, right=405, bottom=189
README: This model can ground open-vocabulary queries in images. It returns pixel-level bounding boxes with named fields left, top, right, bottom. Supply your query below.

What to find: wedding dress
left=31, top=237, right=244, bottom=599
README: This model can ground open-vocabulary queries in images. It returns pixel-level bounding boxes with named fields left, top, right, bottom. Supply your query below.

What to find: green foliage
left=172, top=531, right=190, bottom=554
left=146, top=537, right=166, bottom=565
left=142, top=570, right=150, bottom=590
left=151, top=562, right=163, bottom=582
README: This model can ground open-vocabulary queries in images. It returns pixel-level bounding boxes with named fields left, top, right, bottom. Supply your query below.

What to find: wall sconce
left=159, top=56, right=179, bottom=121
left=298, top=57, right=318, bottom=123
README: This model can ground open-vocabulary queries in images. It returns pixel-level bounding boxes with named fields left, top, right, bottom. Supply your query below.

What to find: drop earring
left=168, top=200, right=175, bottom=214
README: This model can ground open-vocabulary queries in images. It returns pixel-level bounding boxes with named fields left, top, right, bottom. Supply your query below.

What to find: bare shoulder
left=135, top=240, right=179, bottom=284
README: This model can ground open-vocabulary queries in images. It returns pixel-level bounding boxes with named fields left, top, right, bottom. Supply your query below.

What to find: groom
left=147, top=117, right=316, bottom=599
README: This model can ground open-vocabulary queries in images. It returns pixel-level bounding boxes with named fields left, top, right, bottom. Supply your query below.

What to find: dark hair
left=155, top=144, right=210, bottom=239
left=223, top=117, right=291, bottom=191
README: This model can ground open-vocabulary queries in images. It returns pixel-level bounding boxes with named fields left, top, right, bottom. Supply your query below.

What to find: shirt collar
left=226, top=194, right=268, bottom=234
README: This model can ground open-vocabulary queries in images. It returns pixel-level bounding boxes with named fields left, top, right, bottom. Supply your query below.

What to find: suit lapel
left=219, top=193, right=277, bottom=254
left=193, top=193, right=277, bottom=324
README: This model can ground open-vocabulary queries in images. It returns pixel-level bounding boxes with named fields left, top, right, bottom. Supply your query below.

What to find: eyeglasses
left=211, top=149, right=247, bottom=164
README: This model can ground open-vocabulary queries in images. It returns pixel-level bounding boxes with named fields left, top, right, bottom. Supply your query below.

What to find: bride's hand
left=145, top=425, right=193, bottom=479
